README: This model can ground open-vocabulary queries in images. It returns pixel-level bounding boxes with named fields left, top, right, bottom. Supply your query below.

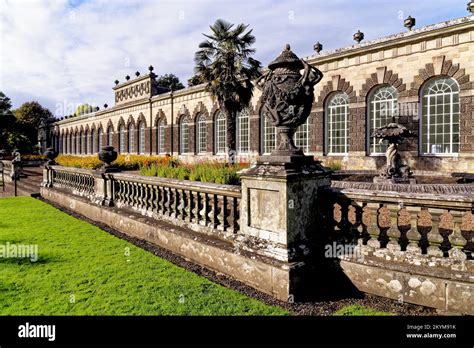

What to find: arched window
left=119, top=125, right=125, bottom=153
left=196, top=114, right=207, bottom=154
left=157, top=119, right=166, bottom=154
left=368, top=86, right=398, bottom=154
left=107, top=127, right=113, bottom=147
left=261, top=116, right=276, bottom=154
left=138, top=122, right=145, bottom=154
left=237, top=109, right=250, bottom=154
left=215, top=111, right=227, bottom=154
left=326, top=93, right=350, bottom=155
left=98, top=128, right=103, bottom=151
left=180, top=116, right=190, bottom=154
left=294, top=118, right=309, bottom=154
left=91, top=129, right=96, bottom=153
left=128, top=124, right=135, bottom=153
left=421, top=77, right=459, bottom=155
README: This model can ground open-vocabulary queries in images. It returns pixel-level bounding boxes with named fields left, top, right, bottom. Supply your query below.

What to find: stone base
left=241, top=154, right=332, bottom=179
left=373, top=176, right=416, bottom=184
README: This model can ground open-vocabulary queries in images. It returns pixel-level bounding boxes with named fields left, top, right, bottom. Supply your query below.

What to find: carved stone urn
left=44, top=147, right=58, bottom=165
left=257, top=44, right=323, bottom=159
left=98, top=146, right=119, bottom=172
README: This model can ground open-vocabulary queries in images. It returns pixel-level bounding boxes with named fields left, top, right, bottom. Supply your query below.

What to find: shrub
left=140, top=161, right=249, bottom=185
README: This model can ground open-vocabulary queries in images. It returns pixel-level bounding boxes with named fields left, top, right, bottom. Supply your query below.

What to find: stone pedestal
left=238, top=155, right=331, bottom=301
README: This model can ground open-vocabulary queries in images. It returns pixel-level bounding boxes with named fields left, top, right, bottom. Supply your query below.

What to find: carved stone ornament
left=256, top=44, right=323, bottom=156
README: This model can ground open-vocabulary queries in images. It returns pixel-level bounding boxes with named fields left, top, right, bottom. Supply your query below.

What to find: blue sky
left=0, top=0, right=469, bottom=116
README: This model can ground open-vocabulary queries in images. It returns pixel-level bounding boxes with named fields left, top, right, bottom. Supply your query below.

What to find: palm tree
left=194, top=19, right=262, bottom=161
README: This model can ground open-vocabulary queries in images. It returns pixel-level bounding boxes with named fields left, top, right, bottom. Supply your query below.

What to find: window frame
left=419, top=77, right=460, bottom=157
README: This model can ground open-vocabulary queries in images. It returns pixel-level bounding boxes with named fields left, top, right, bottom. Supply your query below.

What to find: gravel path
left=40, top=197, right=436, bottom=316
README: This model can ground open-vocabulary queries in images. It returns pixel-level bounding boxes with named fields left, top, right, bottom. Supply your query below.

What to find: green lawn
left=0, top=197, right=288, bottom=315
left=332, top=305, right=392, bottom=316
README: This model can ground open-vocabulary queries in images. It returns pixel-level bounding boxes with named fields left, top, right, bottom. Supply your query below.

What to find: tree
left=187, top=74, right=204, bottom=87
left=194, top=19, right=262, bottom=161
left=0, top=92, right=16, bottom=151
left=13, top=101, right=53, bottom=153
left=75, top=104, right=95, bottom=116
left=155, top=74, right=185, bottom=91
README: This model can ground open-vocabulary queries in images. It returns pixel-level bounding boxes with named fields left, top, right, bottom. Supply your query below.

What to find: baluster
left=226, top=196, right=238, bottom=233
left=386, top=204, right=401, bottom=252
left=367, top=203, right=381, bottom=249
left=165, top=187, right=172, bottom=216
left=448, top=210, right=467, bottom=260
left=406, top=206, right=422, bottom=254
left=192, top=191, right=200, bottom=223
left=355, top=201, right=368, bottom=244
left=216, top=195, right=226, bottom=231
left=178, top=189, right=186, bottom=220
left=187, top=190, right=194, bottom=223
left=209, top=194, right=218, bottom=229
left=151, top=185, right=158, bottom=213
left=199, top=192, right=209, bottom=226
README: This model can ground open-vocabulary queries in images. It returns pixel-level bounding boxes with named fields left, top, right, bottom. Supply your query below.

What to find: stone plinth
left=238, top=155, right=331, bottom=301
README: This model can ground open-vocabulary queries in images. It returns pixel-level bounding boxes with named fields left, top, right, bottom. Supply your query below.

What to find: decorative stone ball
left=148, top=65, right=154, bottom=72
left=468, top=1, right=474, bottom=13
left=125, top=75, right=130, bottom=81
left=115, top=80, right=119, bottom=85
left=104, top=103, right=108, bottom=109
left=98, top=146, right=118, bottom=166
left=135, top=71, right=140, bottom=77
left=44, top=147, right=58, bottom=164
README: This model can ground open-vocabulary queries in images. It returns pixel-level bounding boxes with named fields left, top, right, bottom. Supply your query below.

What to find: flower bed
left=56, top=154, right=173, bottom=170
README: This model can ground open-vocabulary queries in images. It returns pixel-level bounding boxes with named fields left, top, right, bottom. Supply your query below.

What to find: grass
left=332, top=305, right=392, bottom=316
left=0, top=197, right=288, bottom=316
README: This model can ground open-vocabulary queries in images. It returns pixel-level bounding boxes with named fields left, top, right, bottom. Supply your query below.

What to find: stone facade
left=51, top=15, right=474, bottom=172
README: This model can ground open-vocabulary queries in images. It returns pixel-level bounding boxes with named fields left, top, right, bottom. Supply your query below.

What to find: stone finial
left=404, top=15, right=416, bottom=31
left=104, top=103, right=108, bottom=109
left=148, top=65, right=154, bottom=72
left=468, top=1, right=474, bottom=13
left=135, top=71, right=140, bottom=77
left=313, top=41, right=323, bottom=54
left=95, top=106, right=100, bottom=111
left=125, top=75, right=130, bottom=81
left=114, top=80, right=119, bottom=85
left=353, top=30, right=364, bottom=43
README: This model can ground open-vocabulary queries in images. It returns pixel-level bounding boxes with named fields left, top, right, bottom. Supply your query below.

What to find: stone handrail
left=321, top=186, right=474, bottom=261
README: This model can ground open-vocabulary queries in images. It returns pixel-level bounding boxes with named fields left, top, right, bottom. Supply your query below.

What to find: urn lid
left=268, top=44, right=304, bottom=71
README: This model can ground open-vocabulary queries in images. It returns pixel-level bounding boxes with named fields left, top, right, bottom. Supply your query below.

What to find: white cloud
left=0, top=0, right=468, bottom=115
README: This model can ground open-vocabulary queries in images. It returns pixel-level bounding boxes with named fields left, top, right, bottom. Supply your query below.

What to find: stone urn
left=44, top=147, right=58, bottom=165
left=256, top=44, right=323, bottom=158
left=98, top=146, right=119, bottom=172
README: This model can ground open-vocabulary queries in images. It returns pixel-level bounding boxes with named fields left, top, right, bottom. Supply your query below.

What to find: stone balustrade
left=44, top=166, right=241, bottom=239
left=322, top=187, right=474, bottom=260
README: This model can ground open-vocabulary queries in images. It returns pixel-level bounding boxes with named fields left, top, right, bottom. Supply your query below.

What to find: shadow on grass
left=0, top=254, right=62, bottom=265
